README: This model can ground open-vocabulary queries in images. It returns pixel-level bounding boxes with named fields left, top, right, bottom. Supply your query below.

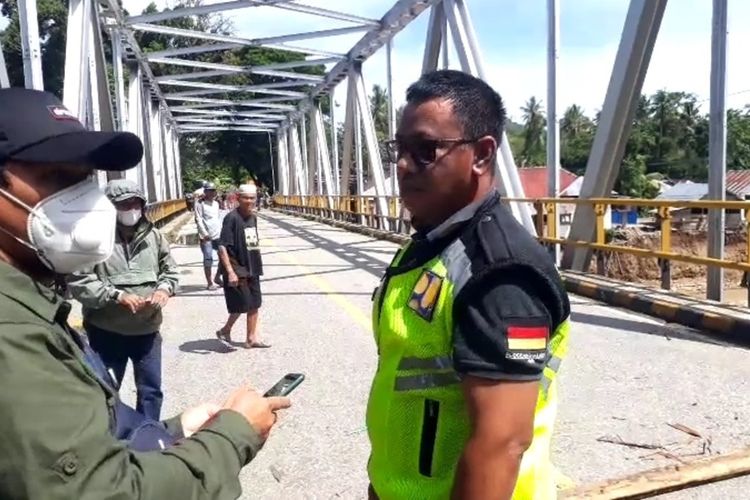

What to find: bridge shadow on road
left=261, top=213, right=392, bottom=278
left=571, top=311, right=736, bottom=347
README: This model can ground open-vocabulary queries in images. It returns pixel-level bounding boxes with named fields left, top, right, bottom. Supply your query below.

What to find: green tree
left=520, top=96, right=546, bottom=166
left=560, top=104, right=594, bottom=175
left=1, top=0, right=68, bottom=97
left=615, top=155, right=659, bottom=199
left=727, top=108, right=750, bottom=170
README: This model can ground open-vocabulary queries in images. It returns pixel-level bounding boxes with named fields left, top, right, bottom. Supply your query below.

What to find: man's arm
left=194, top=202, right=209, bottom=239
left=450, top=266, right=558, bottom=500
left=155, top=231, right=179, bottom=295
left=0, top=322, right=263, bottom=500
left=218, top=214, right=238, bottom=283
left=67, top=267, right=119, bottom=309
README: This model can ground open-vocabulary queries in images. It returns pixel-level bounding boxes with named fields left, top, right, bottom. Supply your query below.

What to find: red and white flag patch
left=507, top=325, right=549, bottom=351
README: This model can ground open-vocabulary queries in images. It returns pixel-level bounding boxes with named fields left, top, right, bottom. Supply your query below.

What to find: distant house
left=514, top=166, right=616, bottom=237
left=515, top=166, right=578, bottom=198
left=655, top=177, right=747, bottom=230
left=727, top=169, right=750, bottom=200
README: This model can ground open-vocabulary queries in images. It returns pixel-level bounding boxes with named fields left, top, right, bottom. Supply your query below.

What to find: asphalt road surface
left=112, top=210, right=750, bottom=499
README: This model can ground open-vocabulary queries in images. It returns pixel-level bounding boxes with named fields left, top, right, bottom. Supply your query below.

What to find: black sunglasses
left=382, top=137, right=479, bottom=169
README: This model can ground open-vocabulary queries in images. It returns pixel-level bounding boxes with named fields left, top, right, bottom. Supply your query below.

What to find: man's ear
left=471, top=136, right=497, bottom=175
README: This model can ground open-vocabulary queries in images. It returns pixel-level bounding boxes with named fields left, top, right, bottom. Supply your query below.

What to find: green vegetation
left=510, top=91, right=750, bottom=198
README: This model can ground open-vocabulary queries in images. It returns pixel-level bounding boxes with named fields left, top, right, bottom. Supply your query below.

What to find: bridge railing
left=145, top=199, right=187, bottom=225
left=274, top=194, right=750, bottom=302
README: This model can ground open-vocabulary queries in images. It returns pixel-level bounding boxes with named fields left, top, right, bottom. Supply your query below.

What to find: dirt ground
left=591, top=230, right=749, bottom=306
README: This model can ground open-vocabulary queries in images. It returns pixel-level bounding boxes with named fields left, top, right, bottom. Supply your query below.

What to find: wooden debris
left=667, top=423, right=703, bottom=439
left=561, top=446, right=750, bottom=499
left=596, top=435, right=664, bottom=451
left=269, top=464, right=284, bottom=483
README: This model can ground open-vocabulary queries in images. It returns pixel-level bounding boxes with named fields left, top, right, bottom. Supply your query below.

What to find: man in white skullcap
left=215, top=183, right=269, bottom=348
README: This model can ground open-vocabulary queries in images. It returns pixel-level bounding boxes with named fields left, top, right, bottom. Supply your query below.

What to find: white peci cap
left=238, top=183, right=257, bottom=195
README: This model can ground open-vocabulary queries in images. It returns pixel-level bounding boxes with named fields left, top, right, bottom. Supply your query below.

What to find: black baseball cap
left=0, top=88, right=143, bottom=171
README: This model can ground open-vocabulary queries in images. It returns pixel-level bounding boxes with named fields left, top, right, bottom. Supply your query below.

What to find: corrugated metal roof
left=726, top=170, right=750, bottom=199
left=656, top=181, right=708, bottom=200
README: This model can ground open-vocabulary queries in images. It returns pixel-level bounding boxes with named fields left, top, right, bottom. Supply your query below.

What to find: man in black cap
left=0, top=87, right=290, bottom=499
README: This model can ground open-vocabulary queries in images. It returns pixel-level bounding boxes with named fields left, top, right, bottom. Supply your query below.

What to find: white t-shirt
left=195, top=200, right=222, bottom=240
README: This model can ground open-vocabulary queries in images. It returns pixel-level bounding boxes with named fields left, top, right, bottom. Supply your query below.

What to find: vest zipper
left=419, top=399, right=440, bottom=477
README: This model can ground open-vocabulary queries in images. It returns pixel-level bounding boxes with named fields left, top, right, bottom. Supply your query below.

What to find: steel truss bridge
left=1, top=0, right=745, bottom=303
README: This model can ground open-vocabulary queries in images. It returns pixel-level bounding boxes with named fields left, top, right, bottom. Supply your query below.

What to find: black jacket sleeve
left=452, top=265, right=561, bottom=381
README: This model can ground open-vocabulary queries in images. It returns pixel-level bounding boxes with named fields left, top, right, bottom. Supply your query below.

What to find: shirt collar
left=0, top=261, right=67, bottom=324
left=424, top=190, right=498, bottom=242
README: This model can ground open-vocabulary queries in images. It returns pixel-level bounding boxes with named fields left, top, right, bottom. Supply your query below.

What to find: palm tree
left=520, top=96, right=546, bottom=166
left=369, top=84, right=390, bottom=142
left=561, top=104, right=589, bottom=138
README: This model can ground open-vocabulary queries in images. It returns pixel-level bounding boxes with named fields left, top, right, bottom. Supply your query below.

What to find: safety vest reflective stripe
left=398, top=356, right=453, bottom=370
left=540, top=355, right=563, bottom=396
left=393, top=371, right=461, bottom=391
left=547, top=355, right=562, bottom=373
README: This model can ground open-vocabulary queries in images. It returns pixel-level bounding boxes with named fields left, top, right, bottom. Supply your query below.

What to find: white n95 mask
left=117, top=208, right=142, bottom=227
left=0, top=177, right=117, bottom=274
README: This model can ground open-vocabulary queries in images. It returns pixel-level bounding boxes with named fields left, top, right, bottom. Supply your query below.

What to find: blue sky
left=3, top=0, right=750, bottom=123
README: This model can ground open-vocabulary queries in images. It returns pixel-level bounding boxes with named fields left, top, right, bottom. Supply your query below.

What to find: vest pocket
left=419, top=399, right=440, bottom=477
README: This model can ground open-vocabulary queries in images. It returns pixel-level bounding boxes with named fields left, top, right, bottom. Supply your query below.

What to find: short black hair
left=405, top=69, right=506, bottom=143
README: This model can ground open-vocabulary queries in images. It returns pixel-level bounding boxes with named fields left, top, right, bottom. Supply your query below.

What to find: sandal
left=242, top=341, right=271, bottom=349
left=215, top=330, right=231, bottom=342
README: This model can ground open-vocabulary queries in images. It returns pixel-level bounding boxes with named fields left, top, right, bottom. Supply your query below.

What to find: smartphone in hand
left=264, top=373, right=305, bottom=397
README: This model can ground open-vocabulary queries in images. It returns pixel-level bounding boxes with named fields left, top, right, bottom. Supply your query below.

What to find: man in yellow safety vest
left=366, top=70, right=572, bottom=500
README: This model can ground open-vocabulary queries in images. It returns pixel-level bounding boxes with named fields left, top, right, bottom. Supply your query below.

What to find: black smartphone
left=263, top=373, right=305, bottom=397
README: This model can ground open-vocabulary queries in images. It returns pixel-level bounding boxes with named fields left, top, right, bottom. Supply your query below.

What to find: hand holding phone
left=264, top=373, right=305, bottom=397
left=222, top=386, right=290, bottom=440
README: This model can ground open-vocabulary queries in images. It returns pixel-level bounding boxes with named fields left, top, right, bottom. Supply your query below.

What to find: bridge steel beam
left=357, top=65, right=390, bottom=228
left=547, top=0, right=561, bottom=264
left=126, top=65, right=146, bottom=188
left=0, top=39, right=9, bottom=88
left=707, top=0, right=729, bottom=301
left=277, top=132, right=290, bottom=195
left=310, top=104, right=335, bottom=205
left=149, top=103, right=166, bottom=201
left=18, top=0, right=44, bottom=89
left=300, top=115, right=311, bottom=194
left=386, top=40, right=398, bottom=197
left=329, top=95, right=339, bottom=195
left=339, top=73, right=356, bottom=197
left=440, top=0, right=535, bottom=235
left=562, top=0, right=668, bottom=271
left=286, top=126, right=301, bottom=195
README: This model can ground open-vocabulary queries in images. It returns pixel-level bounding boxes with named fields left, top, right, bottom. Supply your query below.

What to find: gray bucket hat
left=105, top=178, right=147, bottom=203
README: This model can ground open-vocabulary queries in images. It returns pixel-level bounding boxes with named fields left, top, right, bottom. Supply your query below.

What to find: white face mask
left=0, top=177, right=117, bottom=274
left=117, top=208, right=142, bottom=227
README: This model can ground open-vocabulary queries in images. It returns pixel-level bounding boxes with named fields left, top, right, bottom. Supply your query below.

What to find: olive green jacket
left=0, top=261, right=262, bottom=499
left=68, top=218, right=179, bottom=335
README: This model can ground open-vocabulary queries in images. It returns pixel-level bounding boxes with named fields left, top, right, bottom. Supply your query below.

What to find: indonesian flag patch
left=507, top=325, right=549, bottom=351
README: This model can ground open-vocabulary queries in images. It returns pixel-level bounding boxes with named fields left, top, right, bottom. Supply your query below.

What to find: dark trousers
left=85, top=322, right=164, bottom=421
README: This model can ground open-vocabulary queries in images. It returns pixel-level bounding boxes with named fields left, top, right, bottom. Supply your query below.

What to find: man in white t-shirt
left=194, top=182, right=223, bottom=290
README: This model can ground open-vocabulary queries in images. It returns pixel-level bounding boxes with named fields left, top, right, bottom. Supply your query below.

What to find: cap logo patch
left=47, top=105, right=78, bottom=121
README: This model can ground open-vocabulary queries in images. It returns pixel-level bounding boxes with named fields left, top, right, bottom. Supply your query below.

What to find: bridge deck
left=112, top=211, right=750, bottom=499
